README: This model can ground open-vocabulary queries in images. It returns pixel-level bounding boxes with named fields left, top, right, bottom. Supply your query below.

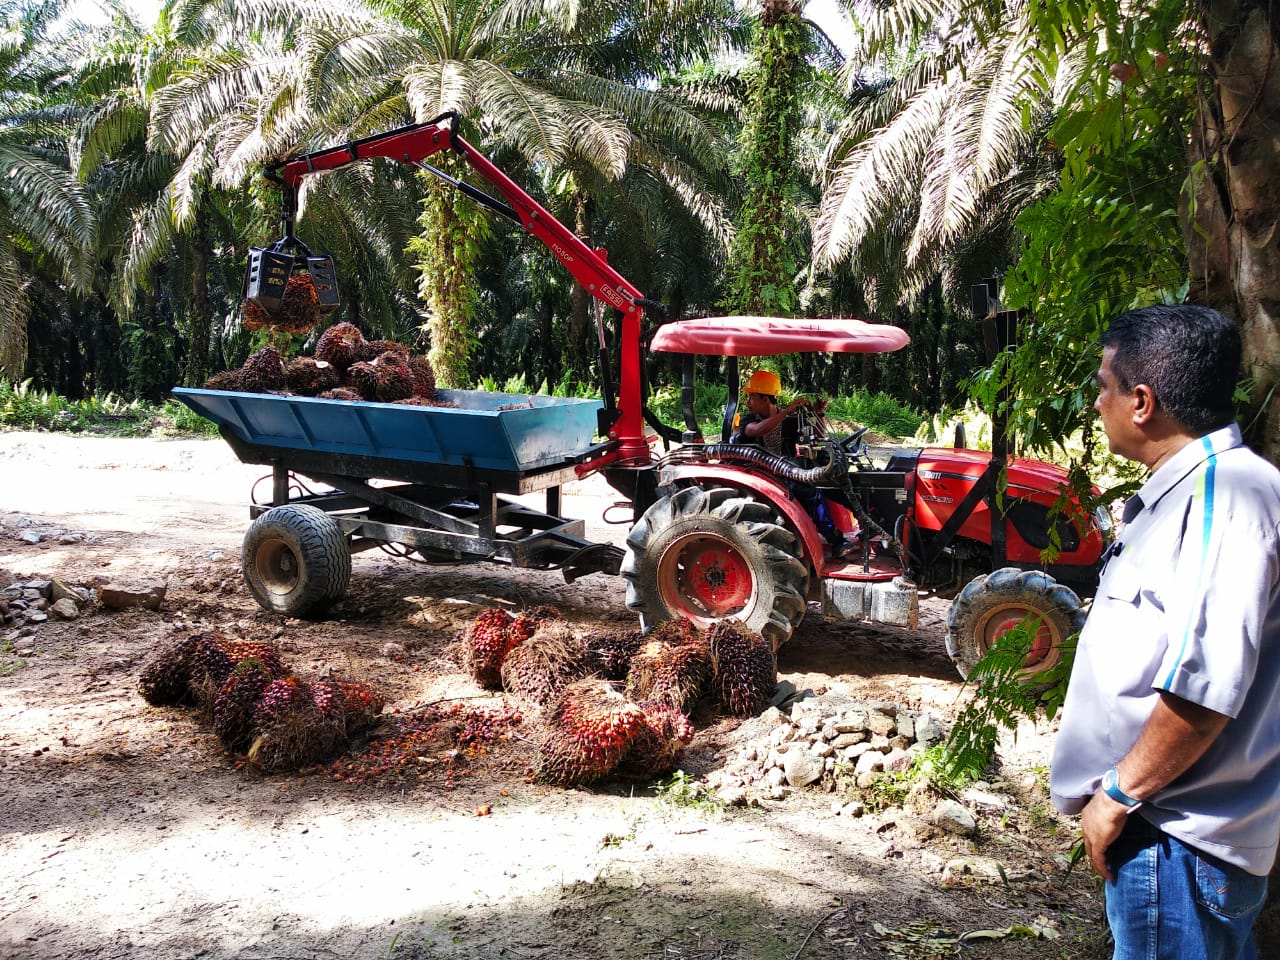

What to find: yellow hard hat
left=745, top=370, right=781, bottom=396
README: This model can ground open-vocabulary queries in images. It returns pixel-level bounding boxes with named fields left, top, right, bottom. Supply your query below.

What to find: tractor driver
left=736, top=370, right=855, bottom=560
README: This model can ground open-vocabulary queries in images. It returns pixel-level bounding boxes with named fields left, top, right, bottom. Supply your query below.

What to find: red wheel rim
left=978, top=604, right=1057, bottom=667
left=656, top=534, right=755, bottom=624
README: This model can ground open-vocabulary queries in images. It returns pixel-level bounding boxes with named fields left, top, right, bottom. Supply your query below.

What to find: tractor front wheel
left=242, top=505, right=351, bottom=617
left=945, top=567, right=1086, bottom=681
left=621, top=486, right=809, bottom=651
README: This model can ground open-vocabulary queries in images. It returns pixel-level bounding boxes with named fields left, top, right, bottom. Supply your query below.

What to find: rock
left=26, top=611, right=48, bottom=624
left=895, top=714, right=915, bottom=739
left=50, top=580, right=79, bottom=603
left=57, top=533, right=83, bottom=545
left=942, top=856, right=1009, bottom=884
left=16, top=529, right=42, bottom=544
left=883, top=748, right=913, bottom=773
left=49, top=598, right=79, bottom=620
left=833, top=709, right=870, bottom=733
left=854, top=750, right=886, bottom=775
left=99, top=581, right=167, bottom=611
left=765, top=767, right=787, bottom=789
left=769, top=679, right=797, bottom=706
left=865, top=712, right=896, bottom=737
left=717, top=786, right=749, bottom=807
left=12, top=636, right=35, bottom=652
left=831, top=731, right=865, bottom=749
left=931, top=800, right=977, bottom=836
left=962, top=787, right=1010, bottom=810
left=24, top=580, right=52, bottom=596
left=1, top=585, right=21, bottom=601
left=914, top=715, right=944, bottom=747
left=782, top=750, right=825, bottom=788
left=839, top=800, right=865, bottom=818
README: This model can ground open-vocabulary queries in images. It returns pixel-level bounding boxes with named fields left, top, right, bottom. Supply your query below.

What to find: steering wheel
left=840, top=426, right=869, bottom=451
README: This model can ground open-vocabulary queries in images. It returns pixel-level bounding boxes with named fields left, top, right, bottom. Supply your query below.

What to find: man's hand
left=1080, top=790, right=1130, bottom=882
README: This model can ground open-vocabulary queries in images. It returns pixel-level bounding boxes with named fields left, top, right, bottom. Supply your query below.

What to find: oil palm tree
left=813, top=0, right=1071, bottom=308
left=143, top=0, right=746, bottom=385
left=0, top=0, right=95, bottom=381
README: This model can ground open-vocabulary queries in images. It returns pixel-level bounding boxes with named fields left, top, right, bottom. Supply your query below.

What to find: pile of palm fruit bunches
left=136, top=607, right=777, bottom=785
left=464, top=606, right=778, bottom=786
left=138, top=634, right=384, bottom=773
left=206, top=273, right=439, bottom=405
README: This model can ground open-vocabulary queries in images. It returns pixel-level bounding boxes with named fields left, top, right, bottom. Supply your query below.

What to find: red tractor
left=618, top=316, right=1110, bottom=677
left=182, top=113, right=1109, bottom=681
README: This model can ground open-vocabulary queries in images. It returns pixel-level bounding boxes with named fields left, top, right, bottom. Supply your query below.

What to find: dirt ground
left=0, top=431, right=1109, bottom=960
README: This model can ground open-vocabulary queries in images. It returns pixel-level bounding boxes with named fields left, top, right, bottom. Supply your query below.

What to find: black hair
left=1101, top=304, right=1240, bottom=433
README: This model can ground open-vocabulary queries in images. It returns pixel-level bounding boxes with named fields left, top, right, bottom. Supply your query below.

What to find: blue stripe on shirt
left=1162, top=435, right=1218, bottom=689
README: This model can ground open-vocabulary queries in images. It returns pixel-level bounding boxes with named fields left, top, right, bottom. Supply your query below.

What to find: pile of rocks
left=2, top=513, right=88, bottom=546
left=705, top=686, right=946, bottom=807
left=2, top=578, right=93, bottom=649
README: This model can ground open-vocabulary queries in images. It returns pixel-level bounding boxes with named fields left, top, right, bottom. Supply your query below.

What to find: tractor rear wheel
left=945, top=567, right=1086, bottom=681
left=621, top=486, right=809, bottom=651
left=242, top=505, right=351, bottom=617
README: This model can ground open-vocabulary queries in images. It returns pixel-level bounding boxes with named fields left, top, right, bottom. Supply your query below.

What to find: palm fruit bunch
left=624, top=638, right=710, bottom=714
left=616, top=701, right=696, bottom=779
left=248, top=676, right=340, bottom=773
left=203, top=347, right=286, bottom=393
left=314, top=321, right=365, bottom=370
left=465, top=607, right=518, bottom=689
left=706, top=620, right=776, bottom=716
left=242, top=273, right=323, bottom=335
left=284, top=357, right=341, bottom=396
left=356, top=338, right=410, bottom=362
left=314, top=677, right=385, bottom=731
left=138, top=634, right=206, bottom=706
left=500, top=619, right=596, bottom=709
left=346, top=350, right=415, bottom=403
left=535, top=679, right=648, bottom=786
left=582, top=627, right=647, bottom=681
left=240, top=346, right=288, bottom=392
left=506, top=604, right=565, bottom=651
left=212, top=658, right=276, bottom=752
left=187, top=636, right=286, bottom=712
left=407, top=355, right=436, bottom=399
left=203, top=368, right=246, bottom=391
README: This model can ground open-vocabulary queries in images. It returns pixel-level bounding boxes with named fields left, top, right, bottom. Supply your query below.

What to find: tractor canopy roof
left=649, top=316, right=910, bottom=357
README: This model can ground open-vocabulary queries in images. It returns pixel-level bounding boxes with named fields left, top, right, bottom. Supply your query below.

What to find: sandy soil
left=0, top=431, right=1108, bottom=960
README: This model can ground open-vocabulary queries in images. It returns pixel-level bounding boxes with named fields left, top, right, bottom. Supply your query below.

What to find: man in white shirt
left=1050, top=305, right=1280, bottom=960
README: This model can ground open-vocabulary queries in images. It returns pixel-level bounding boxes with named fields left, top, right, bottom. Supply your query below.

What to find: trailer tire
left=621, top=486, right=809, bottom=652
left=242, top=505, right=351, bottom=617
left=945, top=567, right=1086, bottom=682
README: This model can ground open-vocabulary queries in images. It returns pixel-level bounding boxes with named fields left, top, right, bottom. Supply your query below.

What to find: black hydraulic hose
left=682, top=443, right=847, bottom=486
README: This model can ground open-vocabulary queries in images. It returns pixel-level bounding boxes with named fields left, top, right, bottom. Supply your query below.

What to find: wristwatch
left=1102, top=766, right=1142, bottom=811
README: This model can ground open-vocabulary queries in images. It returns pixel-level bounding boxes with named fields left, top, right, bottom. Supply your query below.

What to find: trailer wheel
left=621, top=486, right=809, bottom=652
left=945, top=567, right=1086, bottom=681
left=242, top=505, right=351, bottom=617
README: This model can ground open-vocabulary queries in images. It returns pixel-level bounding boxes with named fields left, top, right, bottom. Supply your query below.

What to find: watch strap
left=1103, top=766, right=1141, bottom=809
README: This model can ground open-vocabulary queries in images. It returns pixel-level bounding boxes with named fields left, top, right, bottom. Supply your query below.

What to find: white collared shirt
left=1050, top=424, right=1280, bottom=875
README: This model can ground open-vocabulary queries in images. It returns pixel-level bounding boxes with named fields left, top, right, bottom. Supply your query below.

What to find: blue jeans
left=1105, top=815, right=1267, bottom=960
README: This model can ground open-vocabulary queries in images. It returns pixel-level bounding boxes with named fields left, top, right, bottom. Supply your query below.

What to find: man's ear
left=1131, top=383, right=1158, bottom=425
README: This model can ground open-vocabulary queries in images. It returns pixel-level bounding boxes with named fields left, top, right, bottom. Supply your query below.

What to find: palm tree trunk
left=724, top=0, right=806, bottom=316
left=181, top=223, right=213, bottom=387
left=1184, top=1, right=1280, bottom=463
left=417, top=157, right=482, bottom=388
left=568, top=189, right=594, bottom=381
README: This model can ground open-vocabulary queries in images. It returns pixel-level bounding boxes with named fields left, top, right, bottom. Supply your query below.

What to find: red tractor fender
left=656, top=463, right=829, bottom=565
